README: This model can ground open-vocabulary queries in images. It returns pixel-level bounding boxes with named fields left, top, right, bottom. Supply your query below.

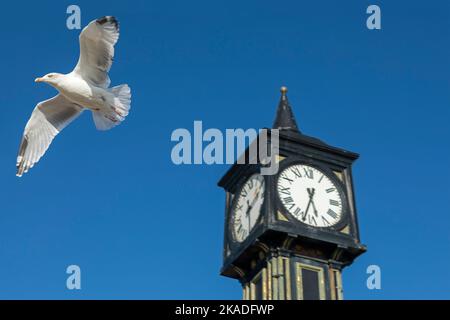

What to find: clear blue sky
left=0, top=0, right=449, bottom=299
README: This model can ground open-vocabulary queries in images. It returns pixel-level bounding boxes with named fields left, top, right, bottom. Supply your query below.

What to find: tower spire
left=272, top=86, right=300, bottom=132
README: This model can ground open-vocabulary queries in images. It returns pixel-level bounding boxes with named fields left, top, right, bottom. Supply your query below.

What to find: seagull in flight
left=16, top=16, right=131, bottom=177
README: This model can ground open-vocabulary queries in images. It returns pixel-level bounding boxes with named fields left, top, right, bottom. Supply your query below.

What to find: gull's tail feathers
left=92, top=84, right=131, bottom=131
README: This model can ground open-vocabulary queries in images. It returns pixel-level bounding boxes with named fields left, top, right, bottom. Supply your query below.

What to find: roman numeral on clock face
left=293, top=207, right=303, bottom=217
left=329, top=199, right=340, bottom=206
left=279, top=186, right=291, bottom=195
left=321, top=216, right=331, bottom=226
left=283, top=197, right=294, bottom=203
left=290, top=167, right=302, bottom=178
left=303, top=168, right=313, bottom=179
left=308, top=215, right=317, bottom=226
left=283, top=197, right=295, bottom=210
left=327, top=209, right=338, bottom=219
left=281, top=174, right=294, bottom=184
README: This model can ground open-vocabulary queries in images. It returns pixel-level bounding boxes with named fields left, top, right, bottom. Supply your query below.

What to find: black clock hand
left=303, top=201, right=311, bottom=221
left=246, top=189, right=261, bottom=215
left=308, top=189, right=319, bottom=217
left=310, top=200, right=318, bottom=217
left=245, top=200, right=252, bottom=232
left=246, top=189, right=261, bottom=229
left=251, top=190, right=260, bottom=208
left=304, top=188, right=318, bottom=220
left=308, top=188, right=319, bottom=217
left=246, top=199, right=252, bottom=215
left=303, top=193, right=312, bottom=221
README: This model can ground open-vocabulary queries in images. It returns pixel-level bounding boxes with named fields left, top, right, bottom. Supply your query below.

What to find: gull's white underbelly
left=57, top=76, right=113, bottom=110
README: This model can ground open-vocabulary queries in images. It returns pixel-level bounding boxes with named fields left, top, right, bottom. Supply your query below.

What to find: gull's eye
left=48, top=74, right=53, bottom=78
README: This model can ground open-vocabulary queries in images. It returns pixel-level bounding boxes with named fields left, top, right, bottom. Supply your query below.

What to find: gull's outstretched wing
left=16, top=95, right=84, bottom=177
left=72, top=16, right=119, bottom=88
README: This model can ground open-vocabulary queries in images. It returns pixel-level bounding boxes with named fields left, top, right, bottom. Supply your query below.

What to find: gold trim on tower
left=334, top=269, right=344, bottom=300
left=295, top=263, right=326, bottom=300
left=267, top=259, right=272, bottom=300
left=270, top=256, right=278, bottom=299
left=243, top=283, right=250, bottom=300
left=333, top=170, right=344, bottom=182
left=277, top=256, right=285, bottom=300
left=276, top=210, right=289, bottom=221
left=248, top=268, right=268, bottom=300
left=284, top=258, right=291, bottom=300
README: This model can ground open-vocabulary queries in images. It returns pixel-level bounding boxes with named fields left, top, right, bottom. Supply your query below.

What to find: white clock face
left=277, top=164, right=344, bottom=227
left=232, top=174, right=265, bottom=242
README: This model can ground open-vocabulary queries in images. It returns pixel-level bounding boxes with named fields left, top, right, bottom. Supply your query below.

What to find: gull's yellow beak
left=34, top=77, right=43, bottom=83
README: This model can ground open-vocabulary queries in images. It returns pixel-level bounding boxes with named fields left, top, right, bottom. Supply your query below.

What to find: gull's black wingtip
left=96, top=16, right=119, bottom=30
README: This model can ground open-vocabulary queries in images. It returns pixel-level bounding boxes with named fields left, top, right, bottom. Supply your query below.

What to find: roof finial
left=272, top=86, right=300, bottom=132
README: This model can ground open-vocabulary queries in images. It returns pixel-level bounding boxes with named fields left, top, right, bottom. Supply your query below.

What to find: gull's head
left=35, top=73, right=63, bottom=85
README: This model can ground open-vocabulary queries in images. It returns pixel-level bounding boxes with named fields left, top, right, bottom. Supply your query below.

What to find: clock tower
left=218, top=87, right=366, bottom=300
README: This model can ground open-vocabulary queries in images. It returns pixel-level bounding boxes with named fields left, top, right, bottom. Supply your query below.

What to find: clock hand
left=304, top=188, right=318, bottom=219
left=245, top=198, right=254, bottom=230
left=311, top=201, right=318, bottom=217
left=246, top=189, right=261, bottom=214
left=250, top=190, right=261, bottom=207
left=309, top=189, right=319, bottom=217
left=303, top=201, right=311, bottom=221
left=245, top=189, right=261, bottom=230
left=245, top=200, right=252, bottom=215
left=303, top=195, right=312, bottom=221
left=245, top=203, right=251, bottom=231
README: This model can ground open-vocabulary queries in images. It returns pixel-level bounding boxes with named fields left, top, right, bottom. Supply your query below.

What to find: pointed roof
left=272, top=86, right=300, bottom=132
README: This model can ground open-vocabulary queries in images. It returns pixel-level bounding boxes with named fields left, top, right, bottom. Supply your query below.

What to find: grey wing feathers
left=16, top=95, right=84, bottom=177
left=72, top=16, right=119, bottom=88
